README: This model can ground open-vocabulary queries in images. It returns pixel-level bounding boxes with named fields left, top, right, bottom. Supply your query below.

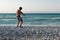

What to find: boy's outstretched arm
left=21, top=12, right=25, bottom=16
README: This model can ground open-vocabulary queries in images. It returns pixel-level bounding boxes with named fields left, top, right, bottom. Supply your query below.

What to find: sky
left=0, top=0, right=60, bottom=13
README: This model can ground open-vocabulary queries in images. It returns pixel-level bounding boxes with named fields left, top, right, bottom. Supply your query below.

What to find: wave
left=0, top=19, right=16, bottom=22
left=0, top=17, right=60, bottom=21
left=0, top=24, right=60, bottom=27
left=30, top=17, right=60, bottom=19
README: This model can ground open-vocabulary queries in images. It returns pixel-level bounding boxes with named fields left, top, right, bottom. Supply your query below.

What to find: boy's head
left=19, top=7, right=22, bottom=10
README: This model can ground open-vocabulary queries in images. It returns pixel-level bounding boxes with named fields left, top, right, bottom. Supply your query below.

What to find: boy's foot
left=16, top=26, right=19, bottom=28
left=20, top=26, right=23, bottom=28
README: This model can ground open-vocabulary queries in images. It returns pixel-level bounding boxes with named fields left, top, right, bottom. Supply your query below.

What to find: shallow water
left=0, top=13, right=60, bottom=26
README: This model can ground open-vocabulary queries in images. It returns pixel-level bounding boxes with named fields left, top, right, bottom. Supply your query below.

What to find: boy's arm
left=21, top=12, right=25, bottom=16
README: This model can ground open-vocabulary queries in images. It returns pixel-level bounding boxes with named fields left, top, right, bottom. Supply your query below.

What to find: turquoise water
left=0, top=13, right=60, bottom=26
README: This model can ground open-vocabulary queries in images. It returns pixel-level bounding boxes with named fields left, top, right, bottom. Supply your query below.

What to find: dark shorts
left=17, top=16, right=23, bottom=22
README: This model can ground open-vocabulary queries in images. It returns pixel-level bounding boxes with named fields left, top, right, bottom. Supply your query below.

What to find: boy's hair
left=19, top=7, right=22, bottom=10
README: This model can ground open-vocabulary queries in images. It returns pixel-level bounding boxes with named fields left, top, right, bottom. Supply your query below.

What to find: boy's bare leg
left=19, top=21, right=23, bottom=28
left=17, top=21, right=20, bottom=27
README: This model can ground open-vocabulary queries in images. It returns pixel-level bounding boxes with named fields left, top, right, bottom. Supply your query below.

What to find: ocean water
left=0, top=13, right=60, bottom=26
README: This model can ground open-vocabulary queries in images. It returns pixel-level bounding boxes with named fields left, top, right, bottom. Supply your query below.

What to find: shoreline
left=0, top=25, right=60, bottom=27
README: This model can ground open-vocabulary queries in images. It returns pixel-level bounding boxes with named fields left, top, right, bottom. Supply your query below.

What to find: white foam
left=0, top=24, right=60, bottom=27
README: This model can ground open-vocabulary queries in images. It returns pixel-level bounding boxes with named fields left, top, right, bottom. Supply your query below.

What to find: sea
left=0, top=13, right=60, bottom=26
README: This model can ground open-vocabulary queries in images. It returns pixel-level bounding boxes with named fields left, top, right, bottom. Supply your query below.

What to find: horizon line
left=0, top=12, right=60, bottom=13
